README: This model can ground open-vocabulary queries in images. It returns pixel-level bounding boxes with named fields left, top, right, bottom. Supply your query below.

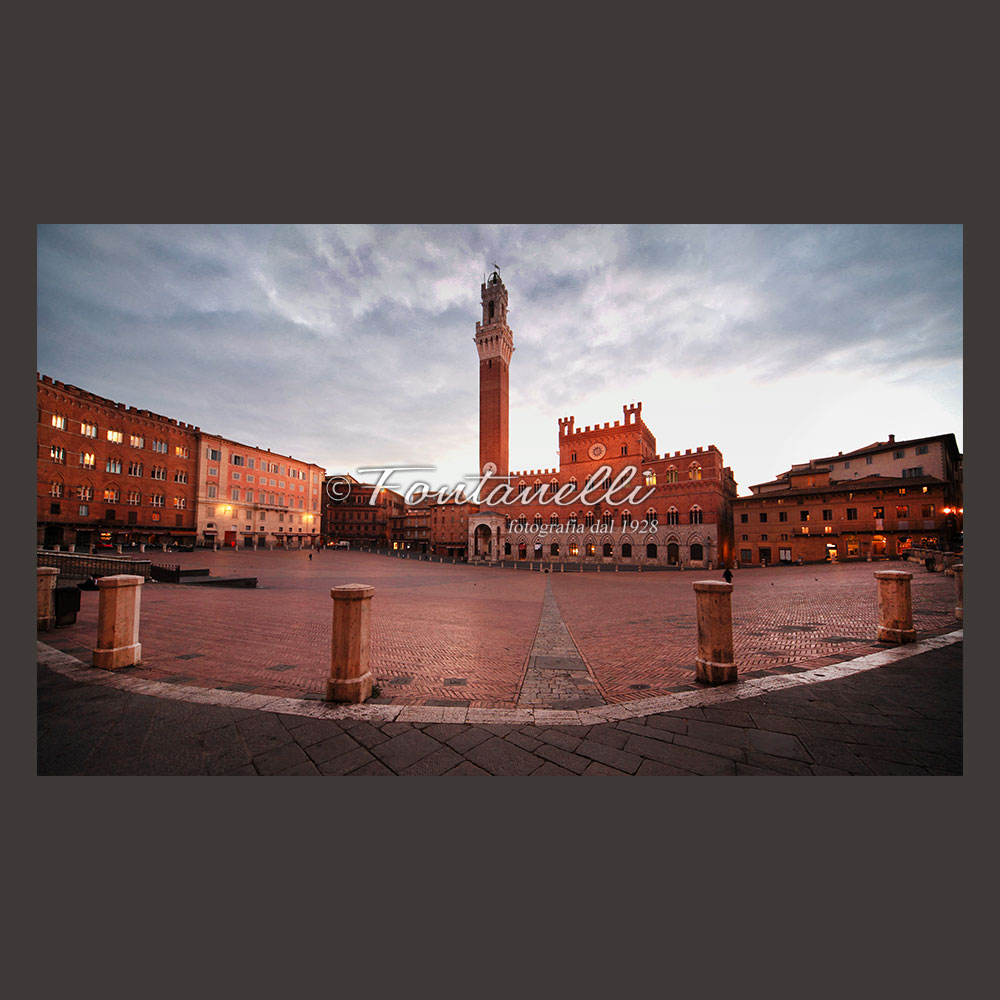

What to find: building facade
left=466, top=273, right=737, bottom=568
left=389, top=508, right=431, bottom=552
left=195, top=434, right=325, bottom=548
left=733, top=433, right=963, bottom=565
left=323, top=477, right=405, bottom=547
left=37, top=375, right=199, bottom=550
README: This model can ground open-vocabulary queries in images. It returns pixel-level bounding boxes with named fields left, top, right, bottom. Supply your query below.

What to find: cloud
left=36, top=224, right=962, bottom=494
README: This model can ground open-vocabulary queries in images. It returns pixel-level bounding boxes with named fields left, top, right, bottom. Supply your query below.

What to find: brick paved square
left=43, top=551, right=960, bottom=711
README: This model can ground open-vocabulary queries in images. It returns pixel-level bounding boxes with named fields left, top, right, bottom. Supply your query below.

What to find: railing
left=36, top=549, right=152, bottom=580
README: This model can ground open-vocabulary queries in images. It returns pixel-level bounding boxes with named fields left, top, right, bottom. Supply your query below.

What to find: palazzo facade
left=467, top=272, right=737, bottom=569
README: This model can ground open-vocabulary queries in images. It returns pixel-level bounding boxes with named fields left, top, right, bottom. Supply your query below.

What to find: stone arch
left=473, top=522, right=492, bottom=557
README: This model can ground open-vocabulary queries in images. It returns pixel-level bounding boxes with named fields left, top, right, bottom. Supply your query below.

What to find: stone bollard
left=693, top=580, right=737, bottom=685
left=162, top=544, right=168, bottom=553
left=875, top=570, right=917, bottom=643
left=116, top=544, right=123, bottom=554
left=139, top=543, right=145, bottom=552
left=92, top=575, right=144, bottom=669
left=954, top=564, right=963, bottom=621
left=37, top=567, right=59, bottom=631
left=67, top=543, right=75, bottom=553
left=326, top=584, right=375, bottom=703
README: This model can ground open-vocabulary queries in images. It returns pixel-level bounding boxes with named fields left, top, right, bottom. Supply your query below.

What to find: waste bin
left=54, top=585, right=81, bottom=626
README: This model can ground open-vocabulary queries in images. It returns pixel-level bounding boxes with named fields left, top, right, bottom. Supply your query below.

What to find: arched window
left=664, top=467, right=678, bottom=484
left=644, top=470, right=656, bottom=486
left=569, top=477, right=578, bottom=494
left=584, top=512, right=595, bottom=528
left=550, top=479, right=559, bottom=494
left=569, top=541, right=579, bottom=557
left=518, top=514, right=527, bottom=529
left=488, top=301, right=495, bottom=321
left=533, top=514, right=543, bottom=526
left=518, top=542, right=527, bottom=560
left=667, top=542, right=680, bottom=564
left=550, top=542, right=560, bottom=556
left=689, top=463, right=702, bottom=480
left=549, top=512, right=560, bottom=525
left=518, top=481, right=527, bottom=498
left=504, top=516, right=511, bottom=529
left=620, top=510, right=631, bottom=527
left=646, top=542, right=658, bottom=559
left=50, top=478, right=64, bottom=498
left=690, top=506, right=703, bottom=524
left=646, top=507, right=658, bottom=527
left=600, top=509, right=613, bottom=527
left=603, top=542, right=613, bottom=557
left=103, top=485, right=120, bottom=503
left=666, top=506, right=679, bottom=525
left=690, top=543, right=704, bottom=561
left=621, top=542, right=632, bottom=558
left=567, top=511, right=578, bottom=528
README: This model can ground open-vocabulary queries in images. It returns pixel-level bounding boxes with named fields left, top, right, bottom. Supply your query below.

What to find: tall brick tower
left=474, top=268, right=514, bottom=477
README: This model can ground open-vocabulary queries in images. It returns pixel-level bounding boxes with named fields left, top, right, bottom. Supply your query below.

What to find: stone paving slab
left=37, top=638, right=962, bottom=776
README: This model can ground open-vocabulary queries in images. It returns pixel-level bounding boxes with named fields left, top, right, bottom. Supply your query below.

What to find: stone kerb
left=92, top=574, right=144, bottom=670
left=37, top=567, right=59, bottom=631
left=327, top=584, right=375, bottom=703
left=874, top=570, right=917, bottom=644
left=693, top=580, right=736, bottom=685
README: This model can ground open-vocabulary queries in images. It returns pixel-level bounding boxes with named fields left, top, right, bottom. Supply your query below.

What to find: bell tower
left=474, top=268, right=514, bottom=477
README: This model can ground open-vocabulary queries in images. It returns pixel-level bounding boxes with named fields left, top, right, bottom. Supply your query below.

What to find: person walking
left=723, top=566, right=733, bottom=584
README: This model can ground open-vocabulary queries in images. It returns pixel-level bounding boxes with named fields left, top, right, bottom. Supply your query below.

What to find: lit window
left=50, top=445, right=66, bottom=463
left=173, top=497, right=186, bottom=509
left=51, top=414, right=66, bottom=429
left=130, top=434, right=144, bottom=448
left=79, top=451, right=95, bottom=468
left=800, top=510, right=810, bottom=521
left=104, top=488, right=120, bottom=502
left=81, top=422, right=97, bottom=438
left=151, top=494, right=164, bottom=507
left=127, top=491, right=141, bottom=505
left=107, top=429, right=123, bottom=444
left=896, top=505, right=908, bottom=517
left=175, top=445, right=189, bottom=458
left=689, top=464, right=702, bottom=480
left=77, top=485, right=93, bottom=501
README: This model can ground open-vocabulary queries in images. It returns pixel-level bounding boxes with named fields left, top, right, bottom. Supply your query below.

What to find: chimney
left=888, top=434, right=895, bottom=443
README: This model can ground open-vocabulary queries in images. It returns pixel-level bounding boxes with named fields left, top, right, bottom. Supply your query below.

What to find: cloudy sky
left=36, top=224, right=963, bottom=496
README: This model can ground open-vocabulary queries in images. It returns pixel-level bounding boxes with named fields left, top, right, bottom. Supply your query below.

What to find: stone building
left=195, top=434, right=325, bottom=548
left=466, top=273, right=737, bottom=568
left=733, top=433, right=963, bottom=565
left=323, top=477, right=405, bottom=548
left=389, top=508, right=431, bottom=552
left=37, top=374, right=199, bottom=551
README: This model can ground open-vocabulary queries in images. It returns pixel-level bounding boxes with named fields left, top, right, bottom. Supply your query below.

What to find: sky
left=36, top=224, right=963, bottom=497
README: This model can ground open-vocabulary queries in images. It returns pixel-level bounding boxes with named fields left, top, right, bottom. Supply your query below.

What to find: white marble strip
left=37, top=630, right=963, bottom=727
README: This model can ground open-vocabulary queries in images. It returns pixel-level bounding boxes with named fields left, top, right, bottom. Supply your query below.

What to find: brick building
left=389, top=508, right=431, bottom=552
left=37, top=375, right=200, bottom=551
left=323, top=477, right=405, bottom=548
left=467, top=272, right=737, bottom=568
left=195, top=434, right=325, bottom=549
left=733, top=433, right=963, bottom=565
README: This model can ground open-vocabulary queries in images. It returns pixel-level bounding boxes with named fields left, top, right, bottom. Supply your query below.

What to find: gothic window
left=666, top=507, right=679, bottom=525
left=620, top=510, right=631, bottom=528
left=549, top=513, right=560, bottom=525
left=689, top=463, right=702, bottom=480
left=646, top=508, right=658, bottom=527
left=690, top=506, right=703, bottom=524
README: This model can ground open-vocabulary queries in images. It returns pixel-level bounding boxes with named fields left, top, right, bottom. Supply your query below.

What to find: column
left=875, top=570, right=917, bottom=643
left=326, top=584, right=375, bottom=703
left=37, top=567, right=58, bottom=631
left=92, top=574, right=144, bottom=670
left=694, top=580, right=737, bottom=685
